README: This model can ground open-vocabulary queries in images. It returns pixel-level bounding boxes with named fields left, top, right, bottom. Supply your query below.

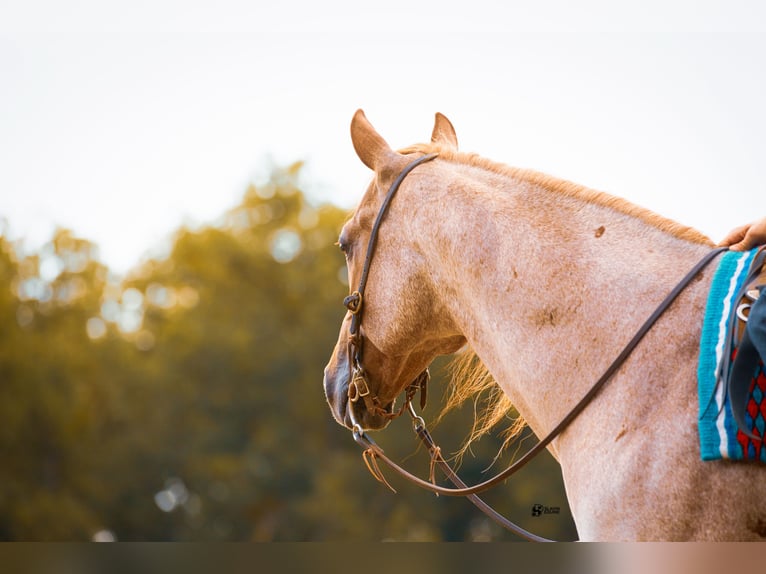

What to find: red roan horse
left=323, top=110, right=766, bottom=540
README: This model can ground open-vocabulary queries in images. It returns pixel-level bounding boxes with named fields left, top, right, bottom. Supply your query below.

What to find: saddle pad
left=698, top=248, right=766, bottom=462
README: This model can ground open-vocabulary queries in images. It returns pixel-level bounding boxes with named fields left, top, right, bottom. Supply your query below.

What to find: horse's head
left=323, top=110, right=467, bottom=431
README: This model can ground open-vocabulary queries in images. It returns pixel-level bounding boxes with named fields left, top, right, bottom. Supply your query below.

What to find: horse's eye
left=337, top=228, right=353, bottom=257
left=336, top=239, right=349, bottom=255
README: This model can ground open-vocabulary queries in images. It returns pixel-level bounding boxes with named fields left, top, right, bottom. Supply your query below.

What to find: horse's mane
left=403, top=143, right=713, bottom=245
left=402, top=142, right=713, bottom=456
left=438, top=347, right=526, bottom=460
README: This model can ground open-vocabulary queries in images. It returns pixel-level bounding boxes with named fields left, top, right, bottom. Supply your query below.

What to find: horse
left=323, top=109, right=766, bottom=541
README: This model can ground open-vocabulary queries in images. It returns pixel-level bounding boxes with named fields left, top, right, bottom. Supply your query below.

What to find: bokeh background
left=0, top=163, right=576, bottom=541
left=2, top=1, right=764, bottom=541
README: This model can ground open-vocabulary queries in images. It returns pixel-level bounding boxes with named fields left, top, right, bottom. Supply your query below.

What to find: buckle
left=348, top=369, right=370, bottom=402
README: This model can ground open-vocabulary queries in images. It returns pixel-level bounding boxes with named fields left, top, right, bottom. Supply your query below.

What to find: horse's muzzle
left=323, top=362, right=393, bottom=431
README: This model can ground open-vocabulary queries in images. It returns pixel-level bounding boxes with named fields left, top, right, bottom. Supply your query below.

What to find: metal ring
left=407, top=401, right=426, bottom=431
left=411, top=415, right=426, bottom=433
left=348, top=401, right=365, bottom=437
left=344, top=291, right=363, bottom=315
left=737, top=303, right=751, bottom=323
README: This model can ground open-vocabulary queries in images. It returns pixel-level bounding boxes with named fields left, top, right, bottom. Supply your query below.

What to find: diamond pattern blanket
left=698, top=248, right=766, bottom=462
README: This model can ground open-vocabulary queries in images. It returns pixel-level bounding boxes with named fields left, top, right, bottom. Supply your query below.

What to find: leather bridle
left=339, top=152, right=727, bottom=542
left=343, top=153, right=438, bottom=424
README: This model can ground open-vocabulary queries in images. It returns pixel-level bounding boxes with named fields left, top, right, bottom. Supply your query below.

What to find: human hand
left=718, top=217, right=766, bottom=251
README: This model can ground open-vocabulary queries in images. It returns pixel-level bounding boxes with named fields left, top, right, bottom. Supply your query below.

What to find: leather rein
left=340, top=152, right=727, bottom=542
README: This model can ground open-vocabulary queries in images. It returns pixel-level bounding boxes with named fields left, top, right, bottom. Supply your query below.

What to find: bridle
left=339, top=152, right=727, bottom=542
left=342, top=153, right=438, bottom=423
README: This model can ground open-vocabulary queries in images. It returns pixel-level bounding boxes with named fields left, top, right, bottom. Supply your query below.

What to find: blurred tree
left=0, top=229, right=125, bottom=539
left=0, top=163, right=576, bottom=542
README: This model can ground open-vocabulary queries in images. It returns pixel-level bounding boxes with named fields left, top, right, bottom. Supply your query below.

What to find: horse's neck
left=424, top=171, right=712, bottom=446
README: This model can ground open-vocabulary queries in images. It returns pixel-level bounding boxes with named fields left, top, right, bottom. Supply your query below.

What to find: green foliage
left=0, top=163, right=576, bottom=541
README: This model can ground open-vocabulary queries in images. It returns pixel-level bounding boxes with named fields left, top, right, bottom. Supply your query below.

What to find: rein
left=341, top=152, right=728, bottom=541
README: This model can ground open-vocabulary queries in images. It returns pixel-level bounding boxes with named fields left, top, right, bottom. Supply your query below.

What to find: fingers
left=717, top=223, right=751, bottom=250
left=721, top=218, right=766, bottom=251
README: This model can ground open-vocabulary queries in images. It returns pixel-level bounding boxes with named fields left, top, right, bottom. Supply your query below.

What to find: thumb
left=728, top=241, right=746, bottom=252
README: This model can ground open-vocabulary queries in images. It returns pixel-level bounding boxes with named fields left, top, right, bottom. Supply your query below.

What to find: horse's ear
left=431, top=112, right=458, bottom=149
left=350, top=109, right=398, bottom=171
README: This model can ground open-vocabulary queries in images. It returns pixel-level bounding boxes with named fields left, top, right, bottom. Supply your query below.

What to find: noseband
left=342, top=153, right=438, bottom=427
left=339, top=152, right=728, bottom=541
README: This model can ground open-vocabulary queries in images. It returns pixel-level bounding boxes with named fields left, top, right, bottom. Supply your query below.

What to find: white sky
left=2, top=1, right=766, bottom=274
